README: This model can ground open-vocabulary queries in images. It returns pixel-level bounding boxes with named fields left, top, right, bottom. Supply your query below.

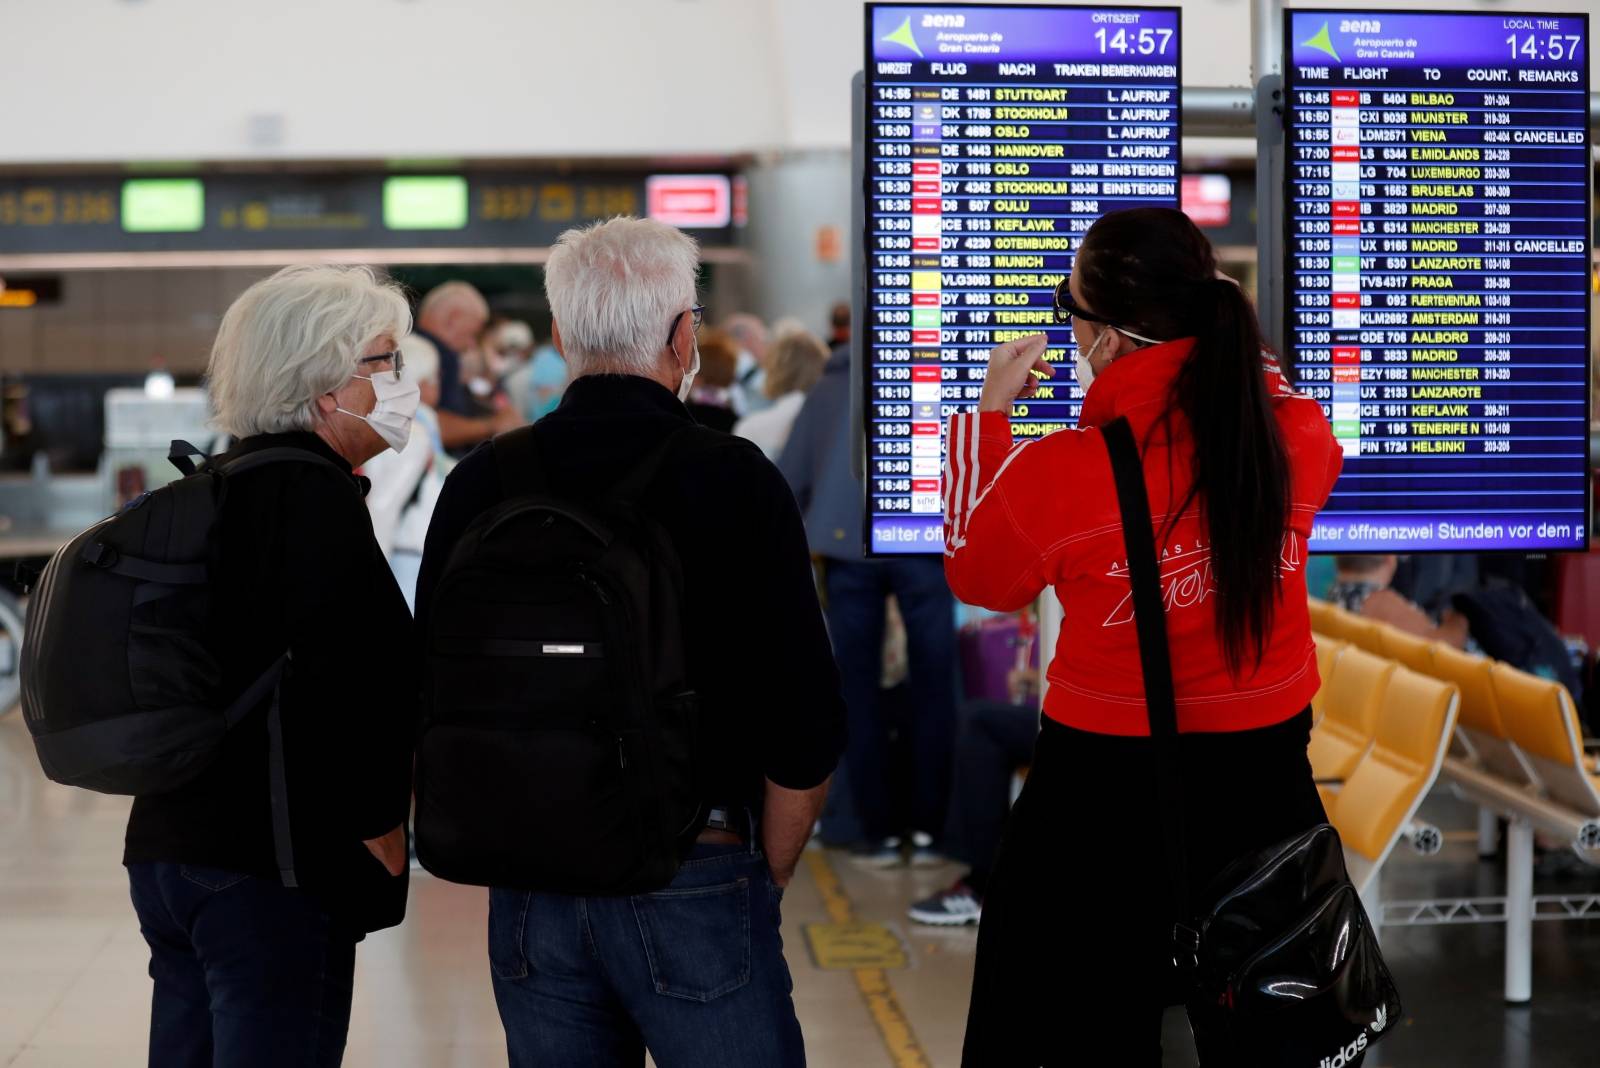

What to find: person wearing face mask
left=417, top=217, right=844, bottom=1068
left=122, top=265, right=420, bottom=1068
left=942, top=209, right=1343, bottom=1066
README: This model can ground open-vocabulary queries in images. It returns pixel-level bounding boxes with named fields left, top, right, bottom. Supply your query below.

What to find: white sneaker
left=908, top=881, right=983, bottom=926
left=909, top=830, right=946, bottom=867
left=849, top=836, right=905, bottom=868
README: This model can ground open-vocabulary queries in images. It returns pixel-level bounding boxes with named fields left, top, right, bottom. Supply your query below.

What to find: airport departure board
left=863, top=3, right=1180, bottom=554
left=1286, top=10, right=1592, bottom=552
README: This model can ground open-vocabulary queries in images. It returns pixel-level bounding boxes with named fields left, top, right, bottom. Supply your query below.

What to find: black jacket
left=417, top=374, right=847, bottom=808
left=124, top=432, right=418, bottom=935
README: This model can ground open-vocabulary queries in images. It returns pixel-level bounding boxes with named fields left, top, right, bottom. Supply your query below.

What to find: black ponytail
left=1076, top=209, right=1291, bottom=675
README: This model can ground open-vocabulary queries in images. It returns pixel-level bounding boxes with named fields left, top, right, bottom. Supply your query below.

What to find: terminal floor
left=2, top=709, right=1597, bottom=1067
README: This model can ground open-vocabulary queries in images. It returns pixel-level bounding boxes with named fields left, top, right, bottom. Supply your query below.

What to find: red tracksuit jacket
left=943, top=338, right=1343, bottom=736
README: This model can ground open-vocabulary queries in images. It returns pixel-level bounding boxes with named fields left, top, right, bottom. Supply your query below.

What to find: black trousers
left=961, top=709, right=1327, bottom=1068
left=945, top=700, right=1041, bottom=896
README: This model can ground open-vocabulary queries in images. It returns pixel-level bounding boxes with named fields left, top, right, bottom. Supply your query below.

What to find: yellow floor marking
left=805, top=922, right=911, bottom=970
left=803, top=850, right=933, bottom=1068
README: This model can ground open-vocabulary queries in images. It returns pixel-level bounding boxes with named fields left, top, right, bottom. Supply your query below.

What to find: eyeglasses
left=357, top=349, right=405, bottom=383
left=666, top=304, right=706, bottom=346
left=1051, top=278, right=1113, bottom=327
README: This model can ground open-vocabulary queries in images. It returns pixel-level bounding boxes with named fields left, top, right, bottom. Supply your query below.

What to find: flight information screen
left=862, top=3, right=1180, bottom=555
left=1286, top=10, right=1591, bottom=552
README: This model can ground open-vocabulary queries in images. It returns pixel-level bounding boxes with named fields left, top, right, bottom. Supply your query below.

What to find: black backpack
left=415, top=425, right=703, bottom=895
left=21, top=441, right=342, bottom=797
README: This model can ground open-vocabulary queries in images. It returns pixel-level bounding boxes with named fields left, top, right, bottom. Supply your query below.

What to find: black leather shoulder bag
left=1101, top=415, right=1401, bottom=1068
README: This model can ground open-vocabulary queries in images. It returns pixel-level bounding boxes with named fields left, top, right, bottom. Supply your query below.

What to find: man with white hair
left=413, top=280, right=519, bottom=452
left=416, top=217, right=844, bottom=1067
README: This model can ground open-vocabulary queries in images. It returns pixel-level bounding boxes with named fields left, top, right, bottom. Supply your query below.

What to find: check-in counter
left=0, top=471, right=104, bottom=563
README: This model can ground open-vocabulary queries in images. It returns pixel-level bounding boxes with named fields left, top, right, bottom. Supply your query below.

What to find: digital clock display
left=1286, top=9, right=1591, bottom=552
left=862, top=4, right=1180, bottom=555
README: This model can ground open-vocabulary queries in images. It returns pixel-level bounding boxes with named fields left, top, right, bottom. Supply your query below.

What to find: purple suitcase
left=958, top=614, right=1039, bottom=705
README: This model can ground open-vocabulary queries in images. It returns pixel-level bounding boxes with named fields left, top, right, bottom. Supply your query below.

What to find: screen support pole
left=1252, top=0, right=1287, bottom=367
left=1182, top=88, right=1253, bottom=135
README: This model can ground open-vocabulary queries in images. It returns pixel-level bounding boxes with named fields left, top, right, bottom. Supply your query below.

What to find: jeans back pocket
left=178, top=865, right=250, bottom=892
left=631, top=878, right=750, bottom=1002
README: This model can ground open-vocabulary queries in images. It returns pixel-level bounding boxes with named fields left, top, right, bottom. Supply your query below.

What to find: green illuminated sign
left=121, top=179, right=205, bottom=233
left=383, top=176, right=468, bottom=230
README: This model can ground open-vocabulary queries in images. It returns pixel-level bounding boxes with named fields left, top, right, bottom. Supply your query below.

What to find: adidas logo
left=1318, top=1031, right=1368, bottom=1068
left=1371, top=1004, right=1389, bottom=1034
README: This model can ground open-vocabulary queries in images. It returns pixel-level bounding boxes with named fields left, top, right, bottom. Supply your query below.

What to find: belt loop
left=745, top=806, right=759, bottom=856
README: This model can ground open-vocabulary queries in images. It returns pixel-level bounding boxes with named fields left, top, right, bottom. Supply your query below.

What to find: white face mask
left=337, top=371, right=422, bottom=452
left=675, top=337, right=702, bottom=403
left=1073, top=324, right=1168, bottom=393
left=1074, top=329, right=1111, bottom=393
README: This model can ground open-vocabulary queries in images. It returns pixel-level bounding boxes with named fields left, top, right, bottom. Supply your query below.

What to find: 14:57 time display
left=1506, top=33, right=1583, bottom=60
left=1094, top=27, right=1173, bottom=54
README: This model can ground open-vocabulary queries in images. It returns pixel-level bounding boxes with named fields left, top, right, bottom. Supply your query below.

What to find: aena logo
left=881, top=16, right=923, bottom=58
left=1319, top=1031, right=1367, bottom=1068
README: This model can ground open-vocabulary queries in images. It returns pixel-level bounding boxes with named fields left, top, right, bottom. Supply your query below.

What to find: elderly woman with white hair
left=123, top=265, right=420, bottom=1068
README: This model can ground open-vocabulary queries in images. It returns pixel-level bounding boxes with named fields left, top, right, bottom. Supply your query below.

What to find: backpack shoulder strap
left=168, top=439, right=208, bottom=477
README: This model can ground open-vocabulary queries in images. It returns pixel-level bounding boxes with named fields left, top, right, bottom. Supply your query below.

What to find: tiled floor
left=2, top=708, right=1596, bottom=1067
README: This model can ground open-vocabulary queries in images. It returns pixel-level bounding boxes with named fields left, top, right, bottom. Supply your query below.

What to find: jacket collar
left=228, top=431, right=368, bottom=494
left=556, top=373, right=693, bottom=421
left=1077, top=336, right=1197, bottom=429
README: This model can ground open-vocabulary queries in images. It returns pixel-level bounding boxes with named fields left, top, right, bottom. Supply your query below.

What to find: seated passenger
left=125, top=265, right=418, bottom=1068
left=734, top=326, right=828, bottom=461
left=415, top=217, right=846, bottom=1068
left=1331, top=553, right=1470, bottom=648
left=942, top=208, right=1342, bottom=1065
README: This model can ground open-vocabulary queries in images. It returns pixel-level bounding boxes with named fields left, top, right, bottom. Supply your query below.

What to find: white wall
left=4, top=0, right=1595, bottom=164
left=0, top=0, right=789, bottom=161
left=743, top=152, right=854, bottom=336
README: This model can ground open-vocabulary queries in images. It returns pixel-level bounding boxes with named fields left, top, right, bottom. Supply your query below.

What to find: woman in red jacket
left=945, top=208, right=1342, bottom=1066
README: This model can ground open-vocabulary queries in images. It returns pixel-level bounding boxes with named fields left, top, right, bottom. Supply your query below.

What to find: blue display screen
left=1285, top=10, right=1592, bottom=552
left=862, top=4, right=1181, bottom=555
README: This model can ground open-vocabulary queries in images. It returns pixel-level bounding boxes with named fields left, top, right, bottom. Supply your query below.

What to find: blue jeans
left=489, top=842, right=804, bottom=1067
left=127, top=862, right=357, bottom=1068
left=824, top=556, right=958, bottom=842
